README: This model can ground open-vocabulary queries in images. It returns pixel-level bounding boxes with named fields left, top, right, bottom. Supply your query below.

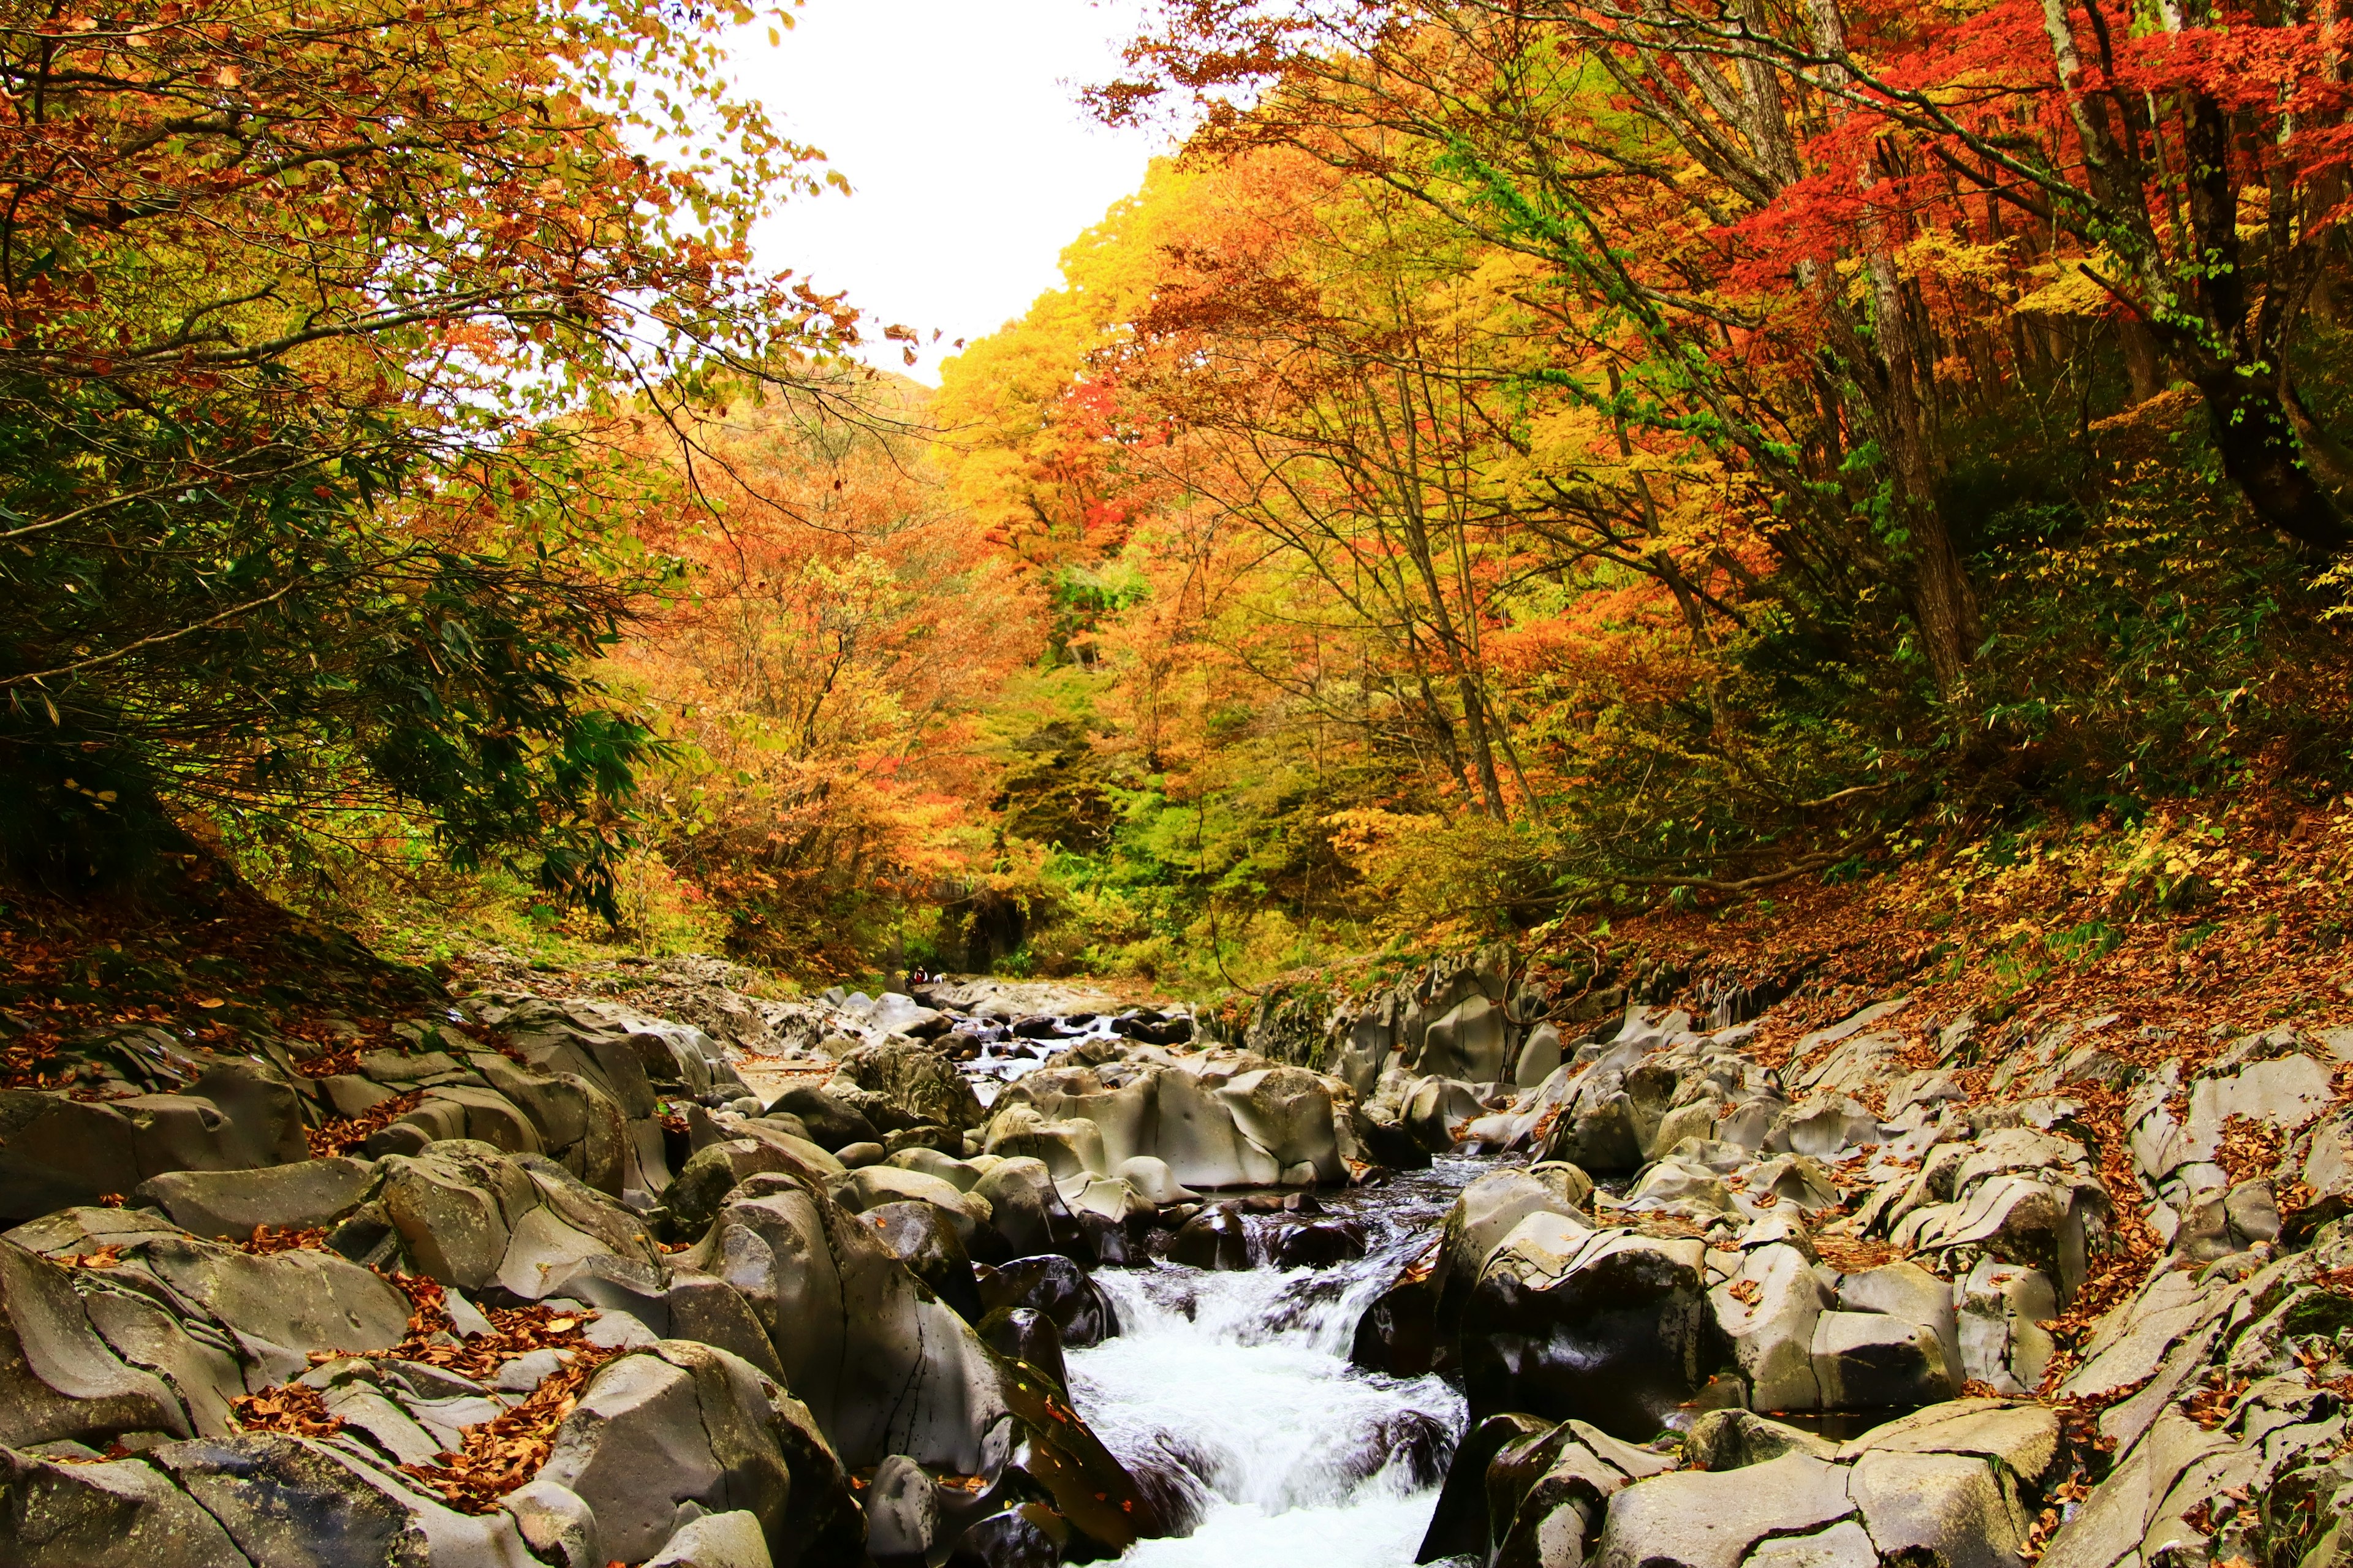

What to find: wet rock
left=1488, top=1418, right=1678, bottom=1568
left=1463, top=1225, right=1711, bottom=1441
left=976, top=1256, right=1116, bottom=1347
left=1419, top=1411, right=1556, bottom=1561
left=1268, top=1218, right=1367, bottom=1268
left=1169, top=1204, right=1251, bottom=1270
left=133, top=1157, right=373, bottom=1241
left=0, top=1240, right=189, bottom=1450
left=949, top=1503, right=1067, bottom=1568
left=1350, top=1259, right=1439, bottom=1377
left=979, top=1305, right=1068, bottom=1387
left=862, top=1200, right=985, bottom=1323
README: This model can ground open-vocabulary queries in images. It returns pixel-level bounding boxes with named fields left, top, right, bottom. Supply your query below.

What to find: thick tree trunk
left=2197, top=373, right=2353, bottom=555
left=2117, top=317, right=2164, bottom=404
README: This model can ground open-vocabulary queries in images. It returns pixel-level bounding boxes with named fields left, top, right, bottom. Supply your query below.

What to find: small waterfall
left=1064, top=1162, right=1480, bottom=1568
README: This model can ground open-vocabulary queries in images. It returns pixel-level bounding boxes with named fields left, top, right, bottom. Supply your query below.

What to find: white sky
left=721, top=0, right=1172, bottom=382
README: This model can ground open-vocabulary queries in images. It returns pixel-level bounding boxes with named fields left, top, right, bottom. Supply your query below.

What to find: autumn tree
left=0, top=0, right=866, bottom=904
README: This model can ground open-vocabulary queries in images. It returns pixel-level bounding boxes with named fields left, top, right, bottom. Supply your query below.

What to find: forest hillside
left=6, top=0, right=2353, bottom=1040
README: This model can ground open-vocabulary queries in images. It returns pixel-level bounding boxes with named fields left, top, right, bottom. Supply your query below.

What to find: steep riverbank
left=0, top=943, right=2348, bottom=1568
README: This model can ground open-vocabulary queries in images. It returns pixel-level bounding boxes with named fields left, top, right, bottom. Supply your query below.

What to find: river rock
left=0, top=1443, right=251, bottom=1567
left=0, top=1240, right=190, bottom=1450
left=1463, top=1222, right=1710, bottom=1441
left=132, top=1157, right=374, bottom=1241
left=762, top=1086, right=880, bottom=1153
left=830, top=1039, right=986, bottom=1134
left=863, top=1200, right=985, bottom=1322
left=648, top=1509, right=776, bottom=1567
left=154, top=1430, right=539, bottom=1565
left=1170, top=1203, right=1252, bottom=1270
left=971, top=1158, right=1086, bottom=1259
left=1593, top=1450, right=1856, bottom=1568
left=693, top=1175, right=1009, bottom=1472
left=977, top=1255, right=1117, bottom=1346
left=535, top=1341, right=802, bottom=1567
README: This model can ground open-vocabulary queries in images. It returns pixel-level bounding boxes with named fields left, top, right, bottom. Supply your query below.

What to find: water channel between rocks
left=1064, top=1159, right=1482, bottom=1568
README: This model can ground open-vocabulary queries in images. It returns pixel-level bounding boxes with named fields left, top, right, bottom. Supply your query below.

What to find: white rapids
left=1064, top=1164, right=1477, bottom=1568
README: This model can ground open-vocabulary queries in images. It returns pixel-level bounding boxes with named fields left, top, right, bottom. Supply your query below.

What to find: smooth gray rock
left=863, top=1454, right=939, bottom=1568
left=501, top=1477, right=601, bottom=1568
left=1741, top=1518, right=1878, bottom=1568
left=153, top=1431, right=538, bottom=1566
left=1835, top=1260, right=1963, bottom=1388
left=694, top=1178, right=1009, bottom=1473
left=1846, top=1447, right=2028, bottom=1568
left=1593, top=1451, right=1855, bottom=1568
left=133, top=1234, right=411, bottom=1360
left=1811, top=1311, right=1956, bottom=1410
left=536, top=1341, right=794, bottom=1567
left=0, top=1093, right=145, bottom=1222
left=135, top=1158, right=374, bottom=1241
left=0, top=1240, right=190, bottom=1450
left=649, top=1508, right=776, bottom=1567
left=1683, top=1409, right=1839, bottom=1471
left=1708, top=1241, right=1829, bottom=1413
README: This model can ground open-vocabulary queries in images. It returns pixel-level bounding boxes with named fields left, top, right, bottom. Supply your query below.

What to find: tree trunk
left=2117, top=316, right=2164, bottom=404
left=2197, top=373, right=2353, bottom=555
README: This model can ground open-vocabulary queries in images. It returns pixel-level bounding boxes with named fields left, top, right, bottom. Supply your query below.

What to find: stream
left=1064, top=1159, right=1480, bottom=1568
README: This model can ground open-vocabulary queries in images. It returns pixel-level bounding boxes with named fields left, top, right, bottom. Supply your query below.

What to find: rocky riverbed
left=0, top=950, right=2349, bottom=1568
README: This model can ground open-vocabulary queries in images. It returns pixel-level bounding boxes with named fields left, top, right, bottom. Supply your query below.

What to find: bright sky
left=722, top=0, right=1172, bottom=383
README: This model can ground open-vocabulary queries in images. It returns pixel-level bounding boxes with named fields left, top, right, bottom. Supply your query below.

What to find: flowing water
left=1064, top=1159, right=1482, bottom=1568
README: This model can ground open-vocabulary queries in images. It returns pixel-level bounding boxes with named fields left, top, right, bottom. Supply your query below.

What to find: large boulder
left=692, top=1175, right=1009, bottom=1472
left=829, top=1040, right=985, bottom=1135
left=1463, top=1222, right=1711, bottom=1441
left=536, top=1340, right=851, bottom=1568
left=760, top=1086, right=879, bottom=1154
left=134, top=1157, right=374, bottom=1241
left=1214, top=1067, right=1346, bottom=1183
left=1592, top=1451, right=1856, bottom=1568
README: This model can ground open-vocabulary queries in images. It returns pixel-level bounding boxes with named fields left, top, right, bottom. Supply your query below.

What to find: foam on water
left=1064, top=1164, right=1477, bottom=1568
